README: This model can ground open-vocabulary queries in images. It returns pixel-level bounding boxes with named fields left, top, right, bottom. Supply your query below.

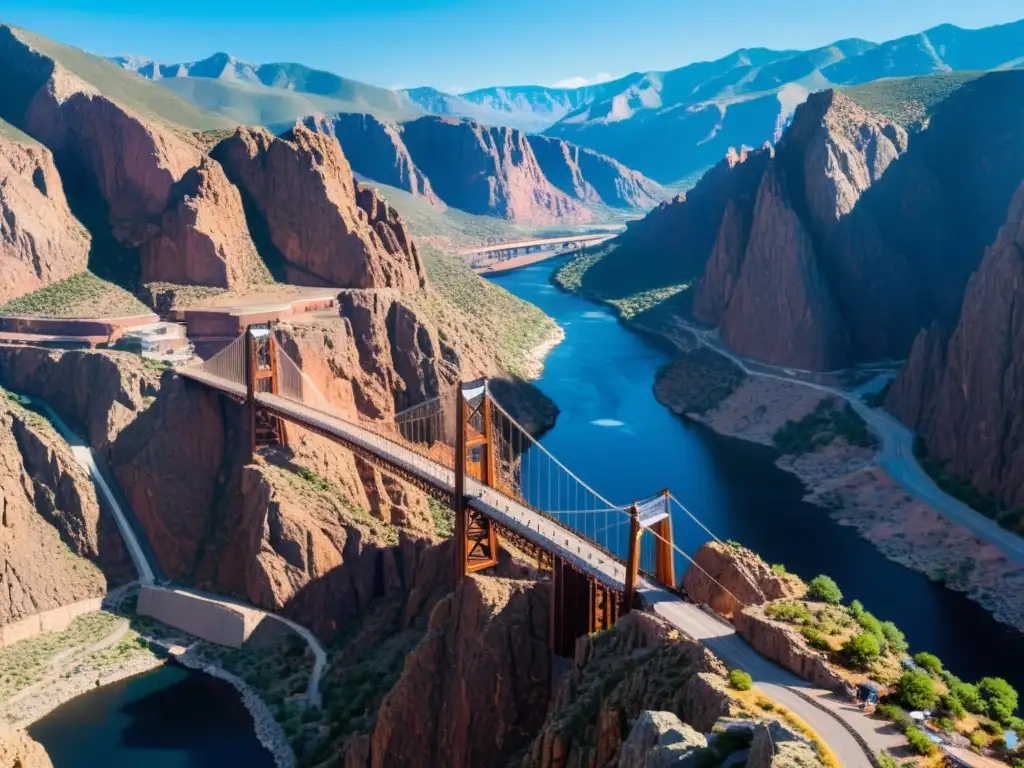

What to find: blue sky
left=3, top=0, right=1022, bottom=92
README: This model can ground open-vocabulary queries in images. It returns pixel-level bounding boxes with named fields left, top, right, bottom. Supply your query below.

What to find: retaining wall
left=0, top=597, right=104, bottom=647
left=138, top=587, right=261, bottom=648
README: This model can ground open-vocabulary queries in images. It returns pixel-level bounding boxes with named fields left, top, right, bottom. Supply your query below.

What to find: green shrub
left=970, top=730, right=989, bottom=749
left=877, top=703, right=910, bottom=731
left=940, top=693, right=967, bottom=720
left=801, top=626, right=831, bottom=652
left=729, top=669, right=753, bottom=691
left=913, top=652, right=943, bottom=675
left=842, top=633, right=881, bottom=669
left=771, top=563, right=787, bottom=575
left=906, top=727, right=938, bottom=756
left=936, top=717, right=955, bottom=732
left=878, top=751, right=898, bottom=768
left=849, top=599, right=865, bottom=618
left=766, top=601, right=811, bottom=624
left=951, top=681, right=986, bottom=714
left=897, top=671, right=939, bottom=711
left=880, top=622, right=908, bottom=656
left=978, top=677, right=1019, bottom=726
left=806, top=575, right=843, bottom=605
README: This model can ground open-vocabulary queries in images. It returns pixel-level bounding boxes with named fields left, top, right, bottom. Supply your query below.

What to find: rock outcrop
left=213, top=125, right=425, bottom=290
left=319, top=113, right=441, bottom=206
left=399, top=116, right=590, bottom=225
left=747, top=721, right=824, bottom=768
left=0, top=129, right=90, bottom=303
left=367, top=576, right=552, bottom=768
left=523, top=612, right=731, bottom=768
left=527, top=135, right=664, bottom=210
left=734, top=605, right=846, bottom=691
left=139, top=156, right=268, bottom=288
left=0, top=729, right=53, bottom=768
left=682, top=542, right=804, bottom=618
left=0, top=396, right=129, bottom=624
left=578, top=73, right=1024, bottom=371
left=0, top=347, right=161, bottom=458
left=616, top=710, right=707, bottom=768
left=887, top=180, right=1024, bottom=514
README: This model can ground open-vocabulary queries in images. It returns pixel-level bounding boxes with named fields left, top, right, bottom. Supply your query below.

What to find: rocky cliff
left=365, top=575, right=552, bottom=768
left=888, top=180, right=1024, bottom=514
left=399, top=116, right=589, bottom=225
left=572, top=73, right=1024, bottom=371
left=0, top=393, right=130, bottom=624
left=320, top=113, right=441, bottom=206
left=682, top=541, right=804, bottom=618
left=523, top=612, right=731, bottom=768
left=0, top=128, right=90, bottom=303
left=213, top=124, right=425, bottom=289
left=0, top=729, right=53, bottom=768
left=526, top=135, right=664, bottom=210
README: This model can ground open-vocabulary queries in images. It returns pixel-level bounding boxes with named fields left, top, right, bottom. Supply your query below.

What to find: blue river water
left=491, top=257, right=1024, bottom=691
left=29, top=664, right=274, bottom=768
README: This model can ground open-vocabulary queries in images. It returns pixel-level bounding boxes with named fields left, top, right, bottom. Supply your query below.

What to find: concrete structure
left=0, top=597, right=104, bottom=647
left=138, top=586, right=261, bottom=648
left=0, top=313, right=159, bottom=339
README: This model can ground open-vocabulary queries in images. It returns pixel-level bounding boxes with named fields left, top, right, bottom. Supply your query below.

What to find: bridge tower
left=454, top=379, right=500, bottom=580
left=245, top=325, right=289, bottom=460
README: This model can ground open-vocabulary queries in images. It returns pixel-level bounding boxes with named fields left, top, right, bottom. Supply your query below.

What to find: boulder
left=617, top=711, right=707, bottom=768
left=747, top=720, right=824, bottom=768
left=682, top=542, right=803, bottom=618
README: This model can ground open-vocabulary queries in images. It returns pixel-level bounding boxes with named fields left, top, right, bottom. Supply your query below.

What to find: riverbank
left=656, top=354, right=1024, bottom=635
left=522, top=325, right=566, bottom=380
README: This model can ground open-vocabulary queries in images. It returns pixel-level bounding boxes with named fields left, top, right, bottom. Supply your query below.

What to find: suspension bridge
left=176, top=324, right=735, bottom=653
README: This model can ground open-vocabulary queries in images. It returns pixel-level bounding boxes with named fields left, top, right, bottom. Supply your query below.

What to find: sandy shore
left=688, top=375, right=1024, bottom=633
left=522, top=325, right=566, bottom=380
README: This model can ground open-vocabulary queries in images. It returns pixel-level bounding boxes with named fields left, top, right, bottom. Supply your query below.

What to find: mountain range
left=114, top=18, right=1024, bottom=184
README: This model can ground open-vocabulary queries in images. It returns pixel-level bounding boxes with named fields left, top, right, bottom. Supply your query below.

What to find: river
left=492, top=258, right=1024, bottom=692
left=28, top=664, right=275, bottom=768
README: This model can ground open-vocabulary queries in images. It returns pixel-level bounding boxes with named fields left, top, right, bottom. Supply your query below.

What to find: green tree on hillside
left=806, top=575, right=843, bottom=605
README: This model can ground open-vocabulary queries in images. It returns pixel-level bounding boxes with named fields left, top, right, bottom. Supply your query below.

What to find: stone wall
left=0, top=597, right=103, bottom=647
left=137, top=586, right=259, bottom=648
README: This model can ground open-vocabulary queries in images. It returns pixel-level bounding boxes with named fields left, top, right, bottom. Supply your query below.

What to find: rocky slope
left=682, top=541, right=804, bottom=618
left=0, top=393, right=130, bottom=624
left=365, top=575, right=552, bottom=768
left=888, top=179, right=1024, bottom=514
left=570, top=72, right=1024, bottom=371
left=0, top=729, right=53, bottom=768
left=398, top=116, right=589, bottom=225
left=523, top=611, right=731, bottom=768
left=526, top=135, right=663, bottom=210
left=317, top=113, right=441, bottom=206
left=212, top=124, right=425, bottom=289
left=0, top=126, right=90, bottom=303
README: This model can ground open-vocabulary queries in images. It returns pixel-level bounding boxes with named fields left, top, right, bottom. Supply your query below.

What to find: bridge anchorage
left=181, top=325, right=732, bottom=658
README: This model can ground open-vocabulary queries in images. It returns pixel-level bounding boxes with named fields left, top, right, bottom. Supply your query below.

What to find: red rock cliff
left=320, top=113, right=442, bottom=206
left=888, top=180, right=1024, bottom=513
left=0, top=130, right=90, bottom=303
left=400, top=116, right=590, bottom=225
left=213, top=124, right=425, bottom=289
left=527, top=135, right=664, bottom=210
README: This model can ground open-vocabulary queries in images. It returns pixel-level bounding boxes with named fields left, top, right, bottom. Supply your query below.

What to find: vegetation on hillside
left=773, top=398, right=878, bottom=454
left=420, top=244, right=558, bottom=379
left=841, top=71, right=985, bottom=128
left=11, top=26, right=231, bottom=132
left=915, top=438, right=1024, bottom=534
left=0, top=271, right=151, bottom=318
left=653, top=347, right=747, bottom=416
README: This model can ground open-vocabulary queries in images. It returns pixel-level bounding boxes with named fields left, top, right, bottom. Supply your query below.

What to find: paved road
left=683, top=326, right=1024, bottom=562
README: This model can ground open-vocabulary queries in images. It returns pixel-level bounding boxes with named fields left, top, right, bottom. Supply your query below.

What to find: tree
left=897, top=670, right=938, bottom=711
left=880, top=622, right=908, bottom=655
left=951, top=681, right=986, bottom=714
left=978, top=677, right=1019, bottom=725
left=842, top=632, right=880, bottom=669
left=806, top=575, right=843, bottom=605
left=913, top=652, right=943, bottom=676
left=940, top=693, right=967, bottom=720
left=849, top=599, right=865, bottom=618
left=970, top=730, right=989, bottom=750
left=729, top=669, right=753, bottom=691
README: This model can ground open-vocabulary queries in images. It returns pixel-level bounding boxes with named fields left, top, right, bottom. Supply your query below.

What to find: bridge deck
left=179, top=369, right=629, bottom=590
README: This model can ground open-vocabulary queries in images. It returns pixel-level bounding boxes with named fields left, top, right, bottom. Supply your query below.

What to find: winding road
left=22, top=395, right=328, bottom=708
left=681, top=325, right=1024, bottom=563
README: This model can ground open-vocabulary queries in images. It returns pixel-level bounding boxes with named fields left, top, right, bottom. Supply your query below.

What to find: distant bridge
left=459, top=233, right=617, bottom=258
